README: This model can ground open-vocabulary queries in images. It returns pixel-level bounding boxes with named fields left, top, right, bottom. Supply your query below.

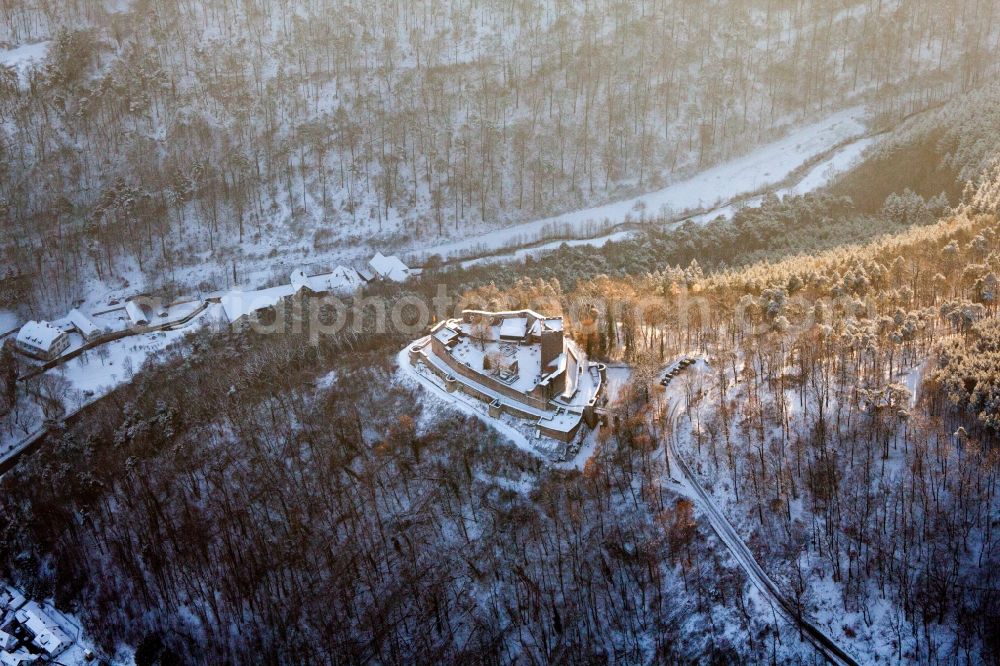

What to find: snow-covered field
left=782, top=135, right=877, bottom=196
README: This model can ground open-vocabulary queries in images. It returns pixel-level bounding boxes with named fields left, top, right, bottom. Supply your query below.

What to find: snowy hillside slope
left=2, top=0, right=998, bottom=313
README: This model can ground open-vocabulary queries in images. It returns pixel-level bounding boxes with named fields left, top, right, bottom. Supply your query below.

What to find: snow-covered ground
left=654, top=342, right=984, bottom=665
left=553, top=424, right=602, bottom=471
left=0, top=309, right=18, bottom=337
left=655, top=357, right=861, bottom=665
left=0, top=305, right=223, bottom=455
left=53, top=312, right=211, bottom=413
left=603, top=365, right=634, bottom=404
left=0, top=41, right=49, bottom=84
left=899, top=360, right=927, bottom=408
left=416, top=107, right=868, bottom=264
left=781, top=134, right=877, bottom=196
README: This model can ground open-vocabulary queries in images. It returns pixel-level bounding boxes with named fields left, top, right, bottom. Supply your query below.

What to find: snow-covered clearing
left=899, top=360, right=928, bottom=408
left=416, top=107, right=868, bottom=264
left=60, top=304, right=223, bottom=410
left=781, top=135, right=877, bottom=196
left=0, top=41, right=49, bottom=84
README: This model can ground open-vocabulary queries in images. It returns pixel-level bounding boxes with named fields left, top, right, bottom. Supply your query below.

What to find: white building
left=313, top=265, right=365, bottom=294
left=14, top=321, right=69, bottom=361
left=220, top=285, right=295, bottom=325
left=290, top=266, right=364, bottom=295
left=124, top=300, right=149, bottom=327
left=290, top=268, right=312, bottom=293
left=65, top=309, right=104, bottom=341
left=0, top=650, right=39, bottom=665
left=368, top=252, right=411, bottom=282
left=8, top=602, right=72, bottom=657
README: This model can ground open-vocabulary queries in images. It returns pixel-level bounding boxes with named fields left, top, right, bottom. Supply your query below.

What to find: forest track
left=666, top=412, right=861, bottom=666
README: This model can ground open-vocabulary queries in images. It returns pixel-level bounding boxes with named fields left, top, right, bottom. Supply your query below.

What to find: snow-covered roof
left=15, top=321, right=64, bottom=351
left=311, top=265, right=364, bottom=294
left=290, top=266, right=364, bottom=295
left=434, top=326, right=460, bottom=345
left=0, top=588, right=26, bottom=613
left=220, top=285, right=294, bottom=323
left=499, top=317, right=528, bottom=339
left=538, top=353, right=567, bottom=388
left=13, top=602, right=71, bottom=656
left=537, top=408, right=583, bottom=433
left=529, top=317, right=564, bottom=336
left=368, top=252, right=411, bottom=282
left=66, top=308, right=102, bottom=338
left=290, top=268, right=312, bottom=293
left=463, top=309, right=563, bottom=332
left=0, top=648, right=38, bottom=665
left=124, top=300, right=149, bottom=326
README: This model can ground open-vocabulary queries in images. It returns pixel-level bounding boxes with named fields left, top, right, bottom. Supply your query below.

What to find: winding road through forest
left=660, top=369, right=861, bottom=666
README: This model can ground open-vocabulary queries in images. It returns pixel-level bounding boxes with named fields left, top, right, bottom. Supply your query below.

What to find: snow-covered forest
left=1, top=166, right=997, bottom=663
left=2, top=2, right=1000, bottom=664
left=461, top=170, right=1000, bottom=662
left=3, top=0, right=1000, bottom=312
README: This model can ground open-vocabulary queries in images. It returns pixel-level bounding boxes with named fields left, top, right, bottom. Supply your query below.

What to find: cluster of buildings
left=14, top=309, right=105, bottom=361
left=408, top=309, right=606, bottom=443
left=220, top=252, right=417, bottom=325
left=11, top=252, right=417, bottom=360
left=0, top=588, right=78, bottom=665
